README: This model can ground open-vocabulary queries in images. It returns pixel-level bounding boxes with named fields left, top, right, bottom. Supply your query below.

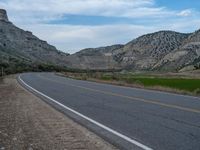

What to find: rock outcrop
left=113, top=31, right=189, bottom=70
left=153, top=31, right=200, bottom=71
left=0, top=9, right=9, bottom=22
left=0, top=9, right=70, bottom=68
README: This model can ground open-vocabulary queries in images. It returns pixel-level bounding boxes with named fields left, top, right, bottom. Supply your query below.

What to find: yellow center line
left=38, top=74, right=200, bottom=114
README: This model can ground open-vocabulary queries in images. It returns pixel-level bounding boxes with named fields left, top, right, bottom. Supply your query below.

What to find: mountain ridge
left=0, top=9, right=200, bottom=73
left=67, top=29, right=200, bottom=71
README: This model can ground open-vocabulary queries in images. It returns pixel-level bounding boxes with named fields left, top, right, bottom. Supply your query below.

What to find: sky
left=0, top=0, right=200, bottom=54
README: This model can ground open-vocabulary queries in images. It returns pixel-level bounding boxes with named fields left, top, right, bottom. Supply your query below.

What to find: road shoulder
left=0, top=75, right=117, bottom=150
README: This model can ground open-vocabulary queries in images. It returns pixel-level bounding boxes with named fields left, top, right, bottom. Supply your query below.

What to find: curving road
left=18, top=73, right=200, bottom=150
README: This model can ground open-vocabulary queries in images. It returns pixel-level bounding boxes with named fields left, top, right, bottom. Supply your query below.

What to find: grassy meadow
left=62, top=71, right=200, bottom=95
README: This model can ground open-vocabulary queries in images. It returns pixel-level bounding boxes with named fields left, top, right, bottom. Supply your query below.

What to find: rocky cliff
left=0, top=9, right=70, bottom=71
left=0, top=9, right=9, bottom=22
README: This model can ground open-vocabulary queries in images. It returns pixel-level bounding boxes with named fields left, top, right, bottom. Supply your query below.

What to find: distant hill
left=68, top=30, right=200, bottom=72
left=67, top=45, right=124, bottom=69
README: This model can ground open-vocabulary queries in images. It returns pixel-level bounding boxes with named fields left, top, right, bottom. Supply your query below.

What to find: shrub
left=194, top=88, right=200, bottom=95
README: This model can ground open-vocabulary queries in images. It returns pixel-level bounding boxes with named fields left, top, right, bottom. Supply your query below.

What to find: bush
left=194, top=88, right=200, bottom=95
left=0, top=60, right=71, bottom=75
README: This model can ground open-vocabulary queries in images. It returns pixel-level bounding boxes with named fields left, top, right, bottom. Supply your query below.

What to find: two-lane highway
left=19, top=73, right=200, bottom=150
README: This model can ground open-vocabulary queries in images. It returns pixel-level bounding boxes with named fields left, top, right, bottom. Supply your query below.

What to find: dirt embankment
left=0, top=76, right=117, bottom=150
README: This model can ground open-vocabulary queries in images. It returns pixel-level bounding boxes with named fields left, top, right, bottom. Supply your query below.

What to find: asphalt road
left=19, top=73, right=200, bottom=150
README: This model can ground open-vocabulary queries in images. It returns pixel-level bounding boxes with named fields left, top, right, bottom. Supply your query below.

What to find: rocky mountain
left=0, top=9, right=70, bottom=73
left=67, top=45, right=124, bottom=69
left=68, top=30, right=200, bottom=72
left=113, top=31, right=190, bottom=70
left=153, top=30, right=200, bottom=71
left=0, top=8, right=200, bottom=72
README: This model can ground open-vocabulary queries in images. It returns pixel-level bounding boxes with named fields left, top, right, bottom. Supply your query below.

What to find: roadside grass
left=61, top=72, right=200, bottom=96
left=122, top=77, right=200, bottom=93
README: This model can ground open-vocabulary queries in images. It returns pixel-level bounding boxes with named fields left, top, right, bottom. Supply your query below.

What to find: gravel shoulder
left=0, top=75, right=117, bottom=150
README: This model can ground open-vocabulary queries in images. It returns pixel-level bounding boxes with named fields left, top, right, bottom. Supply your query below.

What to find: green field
left=125, top=77, right=200, bottom=92
left=100, top=73, right=200, bottom=94
left=63, top=72, right=200, bottom=95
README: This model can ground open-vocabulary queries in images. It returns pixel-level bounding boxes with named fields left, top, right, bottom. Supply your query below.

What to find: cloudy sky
left=0, top=0, right=200, bottom=53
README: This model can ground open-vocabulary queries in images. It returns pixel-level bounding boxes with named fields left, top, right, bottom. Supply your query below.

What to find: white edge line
left=18, top=75, right=153, bottom=150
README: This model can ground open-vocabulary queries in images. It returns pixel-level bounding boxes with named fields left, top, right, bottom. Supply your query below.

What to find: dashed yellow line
left=38, top=74, right=200, bottom=114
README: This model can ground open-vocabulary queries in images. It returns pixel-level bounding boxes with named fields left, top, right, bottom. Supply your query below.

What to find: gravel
left=0, top=75, right=117, bottom=150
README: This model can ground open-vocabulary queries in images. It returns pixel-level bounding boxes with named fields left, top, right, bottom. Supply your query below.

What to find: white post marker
left=18, top=75, right=153, bottom=150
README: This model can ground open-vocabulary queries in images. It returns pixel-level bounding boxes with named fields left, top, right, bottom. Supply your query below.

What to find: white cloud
left=164, top=19, right=200, bottom=33
left=0, top=0, right=200, bottom=54
left=177, top=9, right=193, bottom=17
left=20, top=24, right=157, bottom=53
left=20, top=21, right=200, bottom=54
left=0, top=0, right=174, bottom=24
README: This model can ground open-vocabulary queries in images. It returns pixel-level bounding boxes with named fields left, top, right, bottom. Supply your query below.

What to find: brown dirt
left=0, top=76, right=117, bottom=150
